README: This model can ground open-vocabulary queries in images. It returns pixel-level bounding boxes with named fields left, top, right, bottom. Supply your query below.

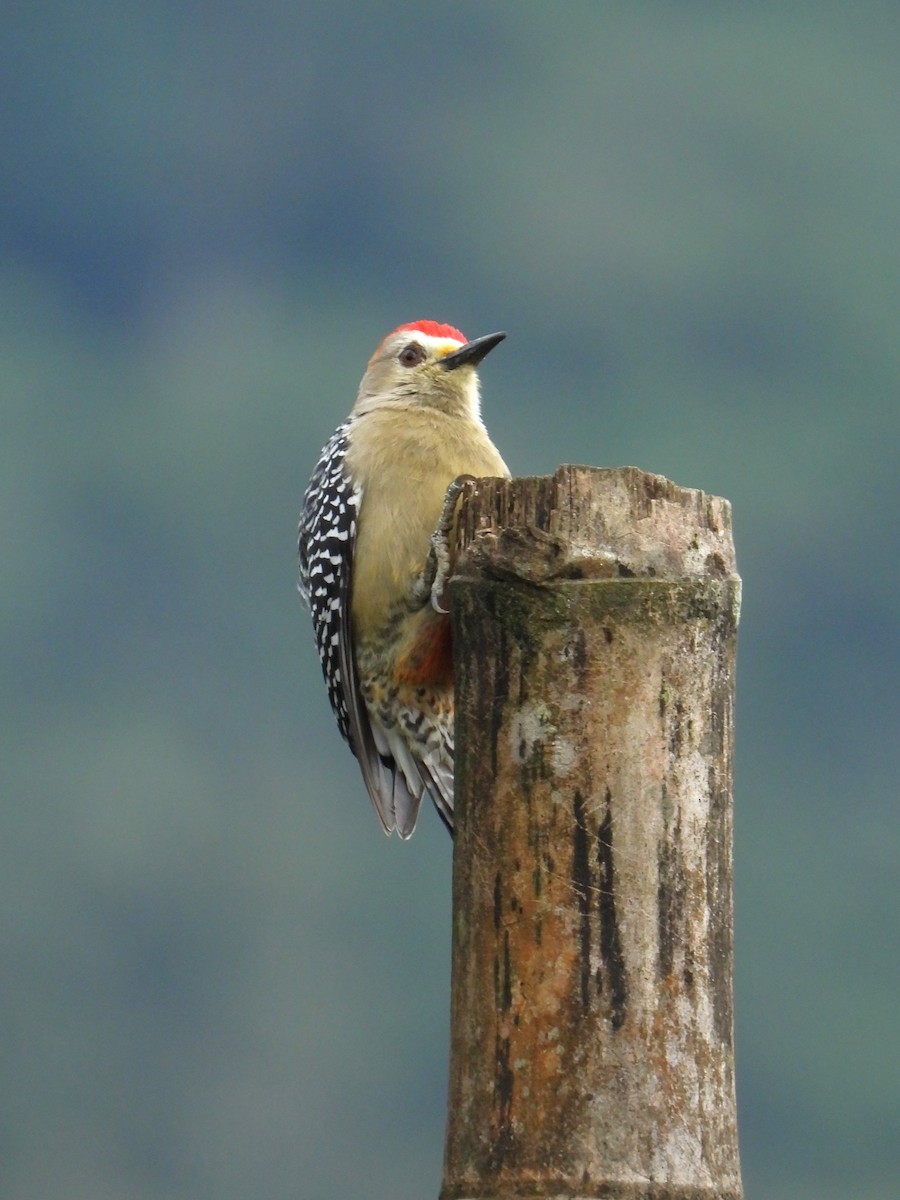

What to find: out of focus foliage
left=2, top=4, right=897, bottom=1198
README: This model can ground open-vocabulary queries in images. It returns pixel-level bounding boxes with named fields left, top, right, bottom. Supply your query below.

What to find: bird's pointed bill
left=439, top=331, right=506, bottom=371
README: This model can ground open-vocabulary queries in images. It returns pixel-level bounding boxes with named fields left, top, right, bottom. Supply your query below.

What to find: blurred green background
left=3, top=4, right=898, bottom=1198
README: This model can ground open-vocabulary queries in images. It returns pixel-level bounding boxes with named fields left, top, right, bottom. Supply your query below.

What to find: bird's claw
left=409, top=475, right=474, bottom=613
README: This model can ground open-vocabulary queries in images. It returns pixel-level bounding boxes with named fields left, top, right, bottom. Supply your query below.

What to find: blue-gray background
left=3, top=4, right=897, bottom=1198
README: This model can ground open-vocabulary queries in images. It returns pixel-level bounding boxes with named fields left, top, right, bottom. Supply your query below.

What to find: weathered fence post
left=441, top=466, right=743, bottom=1200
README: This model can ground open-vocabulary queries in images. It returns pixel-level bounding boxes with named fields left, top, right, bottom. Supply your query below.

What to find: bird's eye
left=399, top=343, right=426, bottom=368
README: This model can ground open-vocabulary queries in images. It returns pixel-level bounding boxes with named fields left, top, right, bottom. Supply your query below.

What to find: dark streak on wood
left=572, top=789, right=593, bottom=1012
left=597, top=791, right=628, bottom=1030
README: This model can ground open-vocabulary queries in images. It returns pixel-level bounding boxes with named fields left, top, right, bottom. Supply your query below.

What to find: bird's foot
left=409, top=475, right=474, bottom=614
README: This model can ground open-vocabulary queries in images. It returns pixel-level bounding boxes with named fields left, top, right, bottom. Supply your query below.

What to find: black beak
left=439, top=330, right=507, bottom=371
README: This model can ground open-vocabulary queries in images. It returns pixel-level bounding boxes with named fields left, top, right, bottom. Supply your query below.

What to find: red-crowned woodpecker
left=298, top=320, right=510, bottom=838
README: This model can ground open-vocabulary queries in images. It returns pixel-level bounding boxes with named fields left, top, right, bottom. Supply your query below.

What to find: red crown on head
left=396, top=320, right=466, bottom=344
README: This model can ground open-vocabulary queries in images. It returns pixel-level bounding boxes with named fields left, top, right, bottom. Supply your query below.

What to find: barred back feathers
left=297, top=420, right=360, bottom=742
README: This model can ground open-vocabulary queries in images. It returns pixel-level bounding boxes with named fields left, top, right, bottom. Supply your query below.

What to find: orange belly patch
left=395, top=613, right=454, bottom=687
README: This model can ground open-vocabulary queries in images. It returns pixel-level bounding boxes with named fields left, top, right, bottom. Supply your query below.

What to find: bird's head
left=353, top=320, right=506, bottom=420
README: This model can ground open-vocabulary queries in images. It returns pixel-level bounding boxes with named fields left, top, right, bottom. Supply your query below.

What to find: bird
left=298, top=320, right=510, bottom=838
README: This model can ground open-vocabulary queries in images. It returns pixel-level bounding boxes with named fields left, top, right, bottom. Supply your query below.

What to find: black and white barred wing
left=297, top=422, right=399, bottom=834
left=298, top=422, right=360, bottom=742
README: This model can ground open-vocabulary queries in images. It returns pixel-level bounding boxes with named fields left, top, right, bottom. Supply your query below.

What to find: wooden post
left=441, top=466, right=743, bottom=1200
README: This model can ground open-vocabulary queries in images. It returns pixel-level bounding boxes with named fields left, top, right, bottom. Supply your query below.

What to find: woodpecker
left=298, top=320, right=510, bottom=838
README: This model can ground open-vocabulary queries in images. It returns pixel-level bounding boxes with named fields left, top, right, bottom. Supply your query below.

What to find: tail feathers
left=393, top=773, right=425, bottom=840
left=385, top=731, right=432, bottom=839
left=419, top=757, right=454, bottom=835
left=368, top=721, right=423, bottom=838
left=370, top=721, right=453, bottom=838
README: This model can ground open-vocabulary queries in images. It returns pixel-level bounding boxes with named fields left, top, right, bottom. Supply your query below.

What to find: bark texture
left=441, top=466, right=743, bottom=1200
